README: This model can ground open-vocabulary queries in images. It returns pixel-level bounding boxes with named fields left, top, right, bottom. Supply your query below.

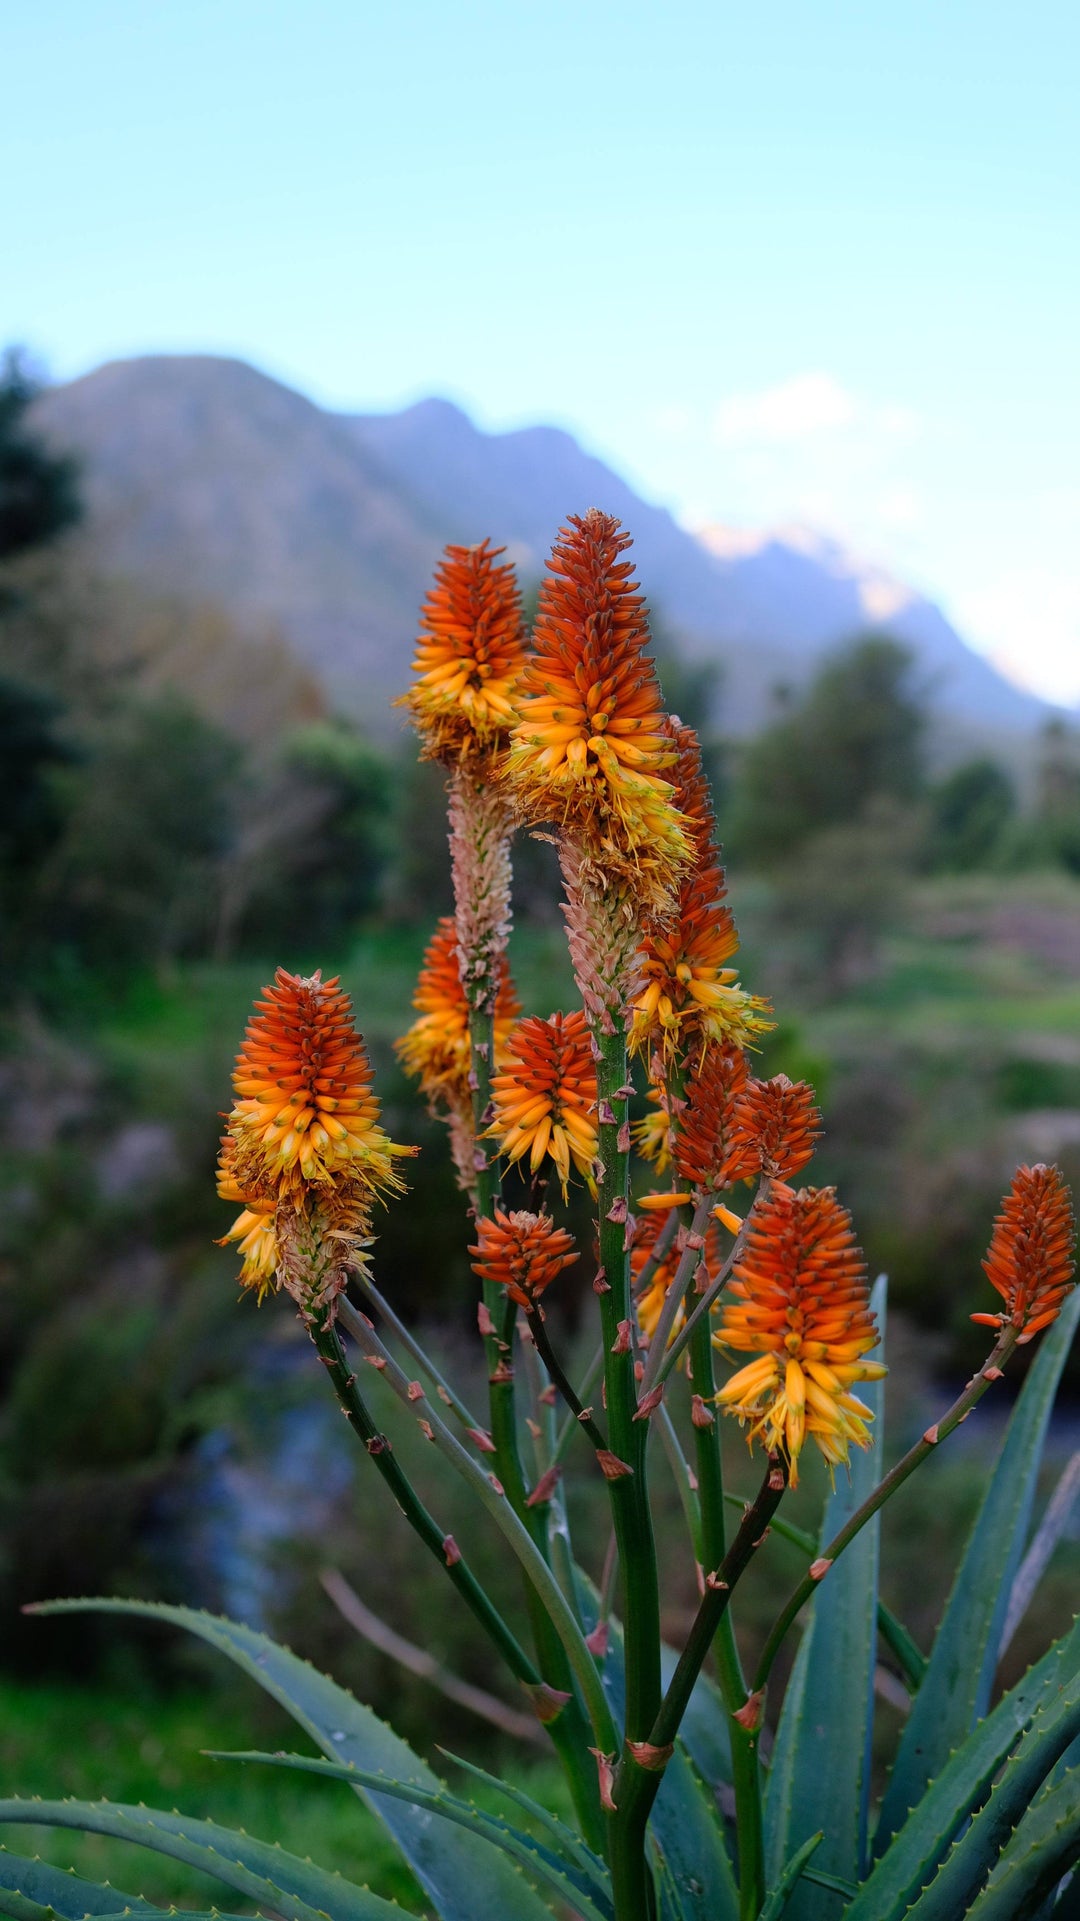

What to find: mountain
left=32, top=354, right=1052, bottom=742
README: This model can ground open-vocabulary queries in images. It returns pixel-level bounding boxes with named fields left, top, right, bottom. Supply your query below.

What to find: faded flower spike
left=972, top=1162, right=1076, bottom=1344
left=396, top=916, right=520, bottom=1106
left=506, top=510, right=691, bottom=908
left=721, top=1074, right=822, bottom=1186
left=219, top=970, right=415, bottom=1318
left=715, top=1182, right=885, bottom=1486
left=488, top=1010, right=599, bottom=1197
left=470, top=1208, right=579, bottom=1309
left=400, top=540, right=528, bottom=761
left=629, top=719, right=772, bottom=1060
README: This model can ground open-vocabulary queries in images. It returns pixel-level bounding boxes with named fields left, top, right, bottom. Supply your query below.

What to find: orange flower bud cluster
left=488, top=1010, right=598, bottom=1197
left=715, top=1182, right=885, bottom=1485
left=400, top=540, right=527, bottom=762
left=470, top=1208, right=579, bottom=1308
left=629, top=721, right=772, bottom=1060
left=972, top=1163, right=1076, bottom=1344
left=722, top=1074, right=822, bottom=1185
left=506, top=511, right=690, bottom=911
left=218, top=970, right=414, bottom=1317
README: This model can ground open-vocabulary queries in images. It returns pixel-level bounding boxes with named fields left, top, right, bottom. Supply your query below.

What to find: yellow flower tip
left=505, top=511, right=692, bottom=905
left=400, top=540, right=528, bottom=761
left=638, top=1191, right=692, bottom=1211
left=713, top=1204, right=744, bottom=1235
left=487, top=1010, right=598, bottom=1197
left=715, top=1183, right=884, bottom=1481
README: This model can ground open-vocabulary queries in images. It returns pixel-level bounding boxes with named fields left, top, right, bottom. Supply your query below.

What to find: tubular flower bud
left=671, top=1043, right=751, bottom=1193
left=400, top=540, right=528, bottom=762
left=470, top=1208, right=579, bottom=1309
left=715, top=1183, right=885, bottom=1486
left=721, top=1074, right=822, bottom=1186
left=629, top=720, right=772, bottom=1060
left=218, top=970, right=415, bottom=1318
left=972, top=1163, right=1076, bottom=1344
left=488, top=1010, right=598, bottom=1197
left=632, top=1208, right=724, bottom=1350
left=506, top=510, right=691, bottom=911
left=396, top=917, right=520, bottom=1106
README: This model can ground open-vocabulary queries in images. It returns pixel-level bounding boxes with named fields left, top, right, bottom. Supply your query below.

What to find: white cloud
left=712, top=373, right=921, bottom=450
left=958, top=568, right=1080, bottom=707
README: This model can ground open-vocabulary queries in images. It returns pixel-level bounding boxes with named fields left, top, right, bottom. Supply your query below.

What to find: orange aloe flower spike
left=470, top=1208, right=579, bottom=1309
left=400, top=540, right=528, bottom=762
left=487, top=1010, right=599, bottom=1198
left=973, top=1162, right=1076, bottom=1344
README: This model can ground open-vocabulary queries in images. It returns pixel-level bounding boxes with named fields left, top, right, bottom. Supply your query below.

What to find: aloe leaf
left=0, top=1800, right=404, bottom=1921
left=947, top=1766, right=1080, bottom=1921
left=876, top=1286, right=1080, bottom=1851
left=848, top=1614, right=1080, bottom=1921
left=206, top=1750, right=611, bottom=1919
left=764, top=1277, right=886, bottom=1915
left=0, top=1853, right=161, bottom=1921
left=436, top=1747, right=609, bottom=1886
left=757, top=1833, right=824, bottom=1921
left=29, top=1599, right=555, bottom=1921
left=898, top=1654, right=1080, bottom=1919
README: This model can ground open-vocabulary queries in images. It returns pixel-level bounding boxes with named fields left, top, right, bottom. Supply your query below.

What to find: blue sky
left=6, top=0, right=1078, bottom=701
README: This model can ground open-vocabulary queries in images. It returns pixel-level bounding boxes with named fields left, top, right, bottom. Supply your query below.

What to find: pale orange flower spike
left=470, top=1208, right=579, bottom=1309
left=714, top=1181, right=886, bottom=1486
left=396, top=916, right=520, bottom=1106
left=506, top=509, right=691, bottom=909
left=218, top=969, right=415, bottom=1314
left=629, top=719, right=772, bottom=1059
left=487, top=1010, right=599, bottom=1197
left=400, top=540, right=528, bottom=761
left=972, top=1162, right=1076, bottom=1344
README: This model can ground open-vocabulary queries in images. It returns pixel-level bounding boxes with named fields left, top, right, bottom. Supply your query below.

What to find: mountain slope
left=33, top=354, right=1051, bottom=740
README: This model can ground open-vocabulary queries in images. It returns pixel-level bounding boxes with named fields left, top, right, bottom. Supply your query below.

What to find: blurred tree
left=1031, top=718, right=1080, bottom=874
left=768, top=795, right=924, bottom=994
left=222, top=720, right=393, bottom=956
left=730, top=636, right=926, bottom=867
left=0, top=350, right=80, bottom=563
left=0, top=678, right=74, bottom=879
left=42, top=695, right=238, bottom=969
left=927, top=757, right=1016, bottom=870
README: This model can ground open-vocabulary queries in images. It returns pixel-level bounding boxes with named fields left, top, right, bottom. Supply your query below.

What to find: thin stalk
left=752, top=1329, right=1018, bottom=1693
left=688, top=1313, right=764, bottom=1921
left=553, top=1343, right=604, bottom=1464
left=655, top=1400, right=702, bottom=1562
left=595, top=1022, right=663, bottom=1921
left=612, top=1456, right=788, bottom=1887
left=352, top=1268, right=479, bottom=1433
left=638, top=1196, right=714, bottom=1395
left=527, top=1306, right=611, bottom=1457
left=632, top=1205, right=680, bottom=1300
left=309, top=1314, right=538, bottom=1690
left=336, top=1298, right=619, bottom=1762
left=653, top=1181, right=770, bottom=1389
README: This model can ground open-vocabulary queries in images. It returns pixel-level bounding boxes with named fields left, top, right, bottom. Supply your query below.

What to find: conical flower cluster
left=671, top=1043, right=751, bottom=1193
left=506, top=511, right=691, bottom=913
left=488, top=1011, right=598, bottom=1196
left=715, top=1182, right=885, bottom=1484
left=470, top=1208, right=579, bottom=1309
left=972, top=1163, right=1075, bottom=1344
left=219, top=970, right=414, bottom=1319
left=629, top=720, right=772, bottom=1061
left=401, top=540, right=527, bottom=762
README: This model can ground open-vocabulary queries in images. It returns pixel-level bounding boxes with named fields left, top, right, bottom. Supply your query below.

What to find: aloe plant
left=9, top=513, right=1078, bottom=1919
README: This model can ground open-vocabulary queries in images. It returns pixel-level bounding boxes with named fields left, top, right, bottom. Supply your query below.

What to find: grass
left=0, top=1678, right=573, bottom=1915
